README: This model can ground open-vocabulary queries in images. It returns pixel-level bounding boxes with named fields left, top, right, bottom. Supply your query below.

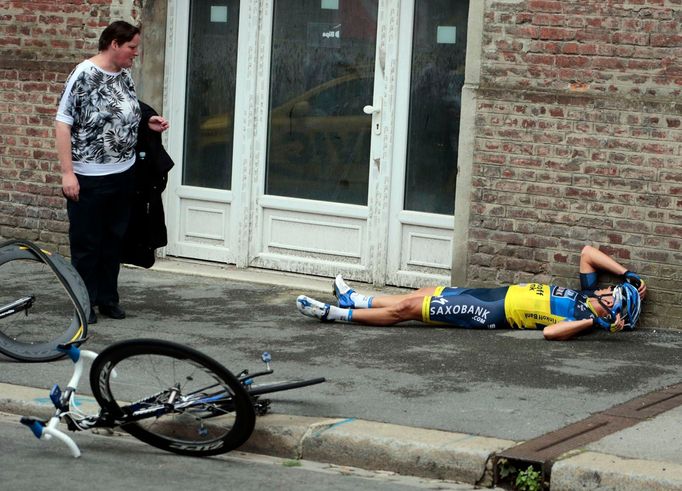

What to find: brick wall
left=470, top=0, right=682, bottom=327
left=0, top=0, right=139, bottom=255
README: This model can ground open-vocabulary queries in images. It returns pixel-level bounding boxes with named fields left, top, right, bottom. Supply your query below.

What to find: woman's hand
left=148, top=115, right=169, bottom=133
left=62, top=172, right=80, bottom=201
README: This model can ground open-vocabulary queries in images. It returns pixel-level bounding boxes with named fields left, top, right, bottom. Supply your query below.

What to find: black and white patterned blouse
left=57, top=60, right=141, bottom=176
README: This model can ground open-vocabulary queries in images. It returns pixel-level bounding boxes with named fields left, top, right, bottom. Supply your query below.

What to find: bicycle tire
left=90, top=339, right=256, bottom=457
left=0, top=240, right=88, bottom=362
left=247, top=377, right=326, bottom=397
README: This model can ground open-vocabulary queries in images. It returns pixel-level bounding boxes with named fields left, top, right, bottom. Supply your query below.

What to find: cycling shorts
left=422, top=286, right=510, bottom=329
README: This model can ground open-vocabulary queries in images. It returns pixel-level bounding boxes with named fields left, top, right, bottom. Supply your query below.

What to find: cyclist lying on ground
left=296, top=245, right=646, bottom=341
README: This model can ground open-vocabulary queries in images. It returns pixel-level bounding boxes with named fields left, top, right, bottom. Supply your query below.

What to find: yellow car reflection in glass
left=197, top=73, right=373, bottom=202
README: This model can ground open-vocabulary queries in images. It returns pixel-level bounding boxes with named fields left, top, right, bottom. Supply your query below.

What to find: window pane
left=404, top=0, right=469, bottom=214
left=266, top=0, right=378, bottom=205
left=183, top=1, right=240, bottom=189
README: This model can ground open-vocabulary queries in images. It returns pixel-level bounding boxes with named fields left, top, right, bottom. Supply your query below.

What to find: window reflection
left=404, top=0, right=469, bottom=215
left=265, top=0, right=378, bottom=205
left=184, top=1, right=240, bottom=190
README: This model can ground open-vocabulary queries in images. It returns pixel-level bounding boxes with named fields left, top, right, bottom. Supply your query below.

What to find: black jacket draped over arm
left=121, top=101, right=175, bottom=268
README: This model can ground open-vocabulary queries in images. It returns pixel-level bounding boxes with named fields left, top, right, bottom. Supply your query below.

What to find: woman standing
left=56, top=21, right=168, bottom=325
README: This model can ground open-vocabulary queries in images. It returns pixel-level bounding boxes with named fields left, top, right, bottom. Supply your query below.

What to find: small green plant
left=282, top=459, right=302, bottom=467
left=515, top=465, right=542, bottom=491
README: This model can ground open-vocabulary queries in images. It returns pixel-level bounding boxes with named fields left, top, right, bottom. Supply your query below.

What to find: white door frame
left=384, top=1, right=463, bottom=288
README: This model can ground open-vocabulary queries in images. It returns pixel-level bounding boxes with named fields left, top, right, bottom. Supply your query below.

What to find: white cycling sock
left=350, top=292, right=374, bottom=309
left=350, top=292, right=373, bottom=308
left=328, top=305, right=352, bottom=322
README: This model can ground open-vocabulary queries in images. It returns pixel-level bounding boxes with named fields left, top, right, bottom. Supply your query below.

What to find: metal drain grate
left=494, top=383, right=682, bottom=485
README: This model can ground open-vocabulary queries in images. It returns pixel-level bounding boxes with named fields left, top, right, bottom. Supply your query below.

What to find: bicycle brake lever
left=49, top=384, right=69, bottom=412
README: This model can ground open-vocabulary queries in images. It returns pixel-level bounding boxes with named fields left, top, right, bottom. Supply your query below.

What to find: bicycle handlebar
left=21, top=344, right=101, bottom=458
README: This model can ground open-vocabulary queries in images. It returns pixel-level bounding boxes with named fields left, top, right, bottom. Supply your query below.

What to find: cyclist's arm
left=543, top=318, right=596, bottom=341
left=580, top=245, right=627, bottom=275
left=579, top=245, right=647, bottom=298
left=544, top=314, right=626, bottom=341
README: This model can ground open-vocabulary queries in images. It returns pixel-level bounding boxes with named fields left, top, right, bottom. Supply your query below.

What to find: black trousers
left=67, top=167, right=134, bottom=308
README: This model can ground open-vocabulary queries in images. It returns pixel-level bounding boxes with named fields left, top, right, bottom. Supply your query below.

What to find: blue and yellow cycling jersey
left=504, top=283, right=594, bottom=329
left=423, top=283, right=595, bottom=330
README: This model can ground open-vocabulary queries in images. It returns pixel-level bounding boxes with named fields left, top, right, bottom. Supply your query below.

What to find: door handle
left=363, top=104, right=380, bottom=115
left=363, top=102, right=382, bottom=135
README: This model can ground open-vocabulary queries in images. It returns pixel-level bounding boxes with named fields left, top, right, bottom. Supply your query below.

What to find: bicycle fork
left=20, top=344, right=99, bottom=458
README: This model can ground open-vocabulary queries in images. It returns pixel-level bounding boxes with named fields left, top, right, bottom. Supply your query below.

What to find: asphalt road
left=1, top=266, right=681, bottom=443
left=0, top=412, right=474, bottom=491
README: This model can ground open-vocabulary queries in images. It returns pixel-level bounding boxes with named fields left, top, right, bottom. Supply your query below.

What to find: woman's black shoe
left=99, top=304, right=126, bottom=319
left=87, top=309, right=97, bottom=325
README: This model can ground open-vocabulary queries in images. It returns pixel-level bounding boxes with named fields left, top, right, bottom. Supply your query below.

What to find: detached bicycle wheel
left=0, top=240, right=88, bottom=362
left=90, top=339, right=256, bottom=457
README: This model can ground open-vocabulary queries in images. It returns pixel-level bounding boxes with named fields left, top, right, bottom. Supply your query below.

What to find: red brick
left=557, top=55, right=590, bottom=68
left=507, top=25, right=541, bottom=39
left=539, top=27, right=576, bottom=40
left=576, top=30, right=611, bottom=44
left=651, top=33, right=682, bottom=46
left=534, top=14, right=566, bottom=26
left=612, top=31, right=650, bottom=46
left=528, top=0, right=563, bottom=13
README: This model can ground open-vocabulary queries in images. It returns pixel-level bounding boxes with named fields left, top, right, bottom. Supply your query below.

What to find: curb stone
left=0, top=382, right=513, bottom=485
left=245, top=415, right=515, bottom=485
left=551, top=451, right=682, bottom=491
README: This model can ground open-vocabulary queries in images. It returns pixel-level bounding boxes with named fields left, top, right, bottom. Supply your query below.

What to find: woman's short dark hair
left=98, top=21, right=140, bottom=51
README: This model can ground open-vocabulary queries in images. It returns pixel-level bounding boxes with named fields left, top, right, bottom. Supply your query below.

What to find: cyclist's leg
left=342, top=296, right=424, bottom=326
left=299, top=294, right=435, bottom=325
left=370, top=287, right=441, bottom=308
left=333, top=274, right=440, bottom=309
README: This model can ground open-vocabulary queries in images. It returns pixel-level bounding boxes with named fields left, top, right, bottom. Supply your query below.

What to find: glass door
left=249, top=0, right=382, bottom=281
left=386, top=0, right=469, bottom=287
left=265, top=0, right=376, bottom=205
left=404, top=1, right=467, bottom=215
left=165, top=0, right=253, bottom=263
left=184, top=1, right=240, bottom=190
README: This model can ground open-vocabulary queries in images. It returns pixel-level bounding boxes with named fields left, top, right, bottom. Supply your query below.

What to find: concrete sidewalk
left=1, top=259, right=681, bottom=489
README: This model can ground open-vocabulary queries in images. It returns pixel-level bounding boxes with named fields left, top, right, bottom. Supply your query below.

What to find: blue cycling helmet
left=611, top=282, right=642, bottom=330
